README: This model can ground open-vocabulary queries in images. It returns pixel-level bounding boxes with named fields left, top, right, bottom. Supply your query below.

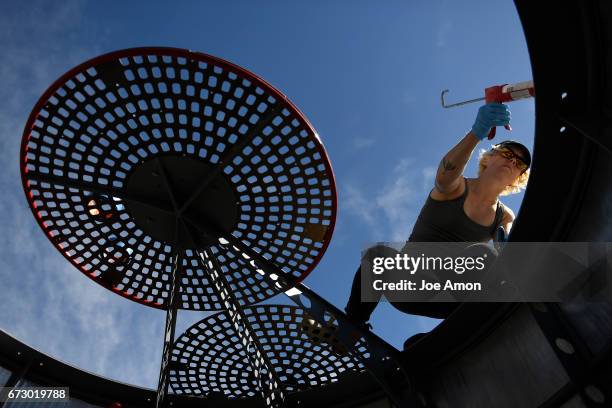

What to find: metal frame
left=20, top=47, right=422, bottom=407
left=7, top=1, right=612, bottom=407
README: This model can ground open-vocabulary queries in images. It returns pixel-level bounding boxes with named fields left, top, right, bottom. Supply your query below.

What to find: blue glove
left=471, top=103, right=511, bottom=141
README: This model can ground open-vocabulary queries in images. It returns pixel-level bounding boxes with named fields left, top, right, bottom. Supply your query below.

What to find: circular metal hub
left=124, top=156, right=237, bottom=249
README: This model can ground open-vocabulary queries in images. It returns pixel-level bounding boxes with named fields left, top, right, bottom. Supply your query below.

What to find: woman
left=302, top=103, right=531, bottom=352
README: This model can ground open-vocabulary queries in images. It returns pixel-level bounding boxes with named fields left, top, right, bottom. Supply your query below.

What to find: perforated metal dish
left=168, top=305, right=366, bottom=398
left=21, top=48, right=337, bottom=310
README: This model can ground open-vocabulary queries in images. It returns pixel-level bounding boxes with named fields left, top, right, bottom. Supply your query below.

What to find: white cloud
left=342, top=159, right=436, bottom=241
left=352, top=137, right=376, bottom=149
left=343, top=184, right=380, bottom=234
left=0, top=249, right=164, bottom=387
left=375, top=168, right=418, bottom=240
left=422, top=166, right=436, bottom=190
left=402, top=91, right=417, bottom=105
left=0, top=0, right=163, bottom=389
left=436, top=21, right=453, bottom=48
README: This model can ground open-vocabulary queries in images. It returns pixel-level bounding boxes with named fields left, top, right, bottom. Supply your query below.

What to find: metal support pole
left=155, top=225, right=183, bottom=408
left=199, top=249, right=286, bottom=407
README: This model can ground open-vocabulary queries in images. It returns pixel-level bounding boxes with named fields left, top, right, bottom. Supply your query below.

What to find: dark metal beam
left=199, top=249, right=286, bottom=407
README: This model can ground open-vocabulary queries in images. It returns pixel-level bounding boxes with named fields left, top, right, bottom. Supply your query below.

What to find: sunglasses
left=492, top=147, right=529, bottom=173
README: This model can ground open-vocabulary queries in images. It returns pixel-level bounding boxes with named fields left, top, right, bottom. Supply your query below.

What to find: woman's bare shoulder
left=430, top=177, right=467, bottom=201
left=499, top=201, right=515, bottom=222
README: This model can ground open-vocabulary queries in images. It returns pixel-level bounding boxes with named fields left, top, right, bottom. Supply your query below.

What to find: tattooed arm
left=434, top=131, right=480, bottom=194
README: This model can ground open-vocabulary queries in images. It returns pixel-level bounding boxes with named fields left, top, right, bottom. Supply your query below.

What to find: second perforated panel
left=168, top=305, right=366, bottom=399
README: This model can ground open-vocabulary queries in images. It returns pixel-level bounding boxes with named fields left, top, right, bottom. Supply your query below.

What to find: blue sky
left=0, top=1, right=534, bottom=389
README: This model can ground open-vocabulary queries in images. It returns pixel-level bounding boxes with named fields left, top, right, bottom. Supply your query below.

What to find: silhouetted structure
left=3, top=1, right=612, bottom=407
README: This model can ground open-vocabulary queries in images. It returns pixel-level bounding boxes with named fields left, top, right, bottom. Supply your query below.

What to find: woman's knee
left=462, top=243, right=498, bottom=266
left=361, top=243, right=399, bottom=262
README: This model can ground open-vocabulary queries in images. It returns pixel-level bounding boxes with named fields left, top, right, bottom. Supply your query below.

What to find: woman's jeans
left=344, top=243, right=498, bottom=322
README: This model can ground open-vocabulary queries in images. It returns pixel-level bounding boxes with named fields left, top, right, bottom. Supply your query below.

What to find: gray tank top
left=408, top=178, right=505, bottom=242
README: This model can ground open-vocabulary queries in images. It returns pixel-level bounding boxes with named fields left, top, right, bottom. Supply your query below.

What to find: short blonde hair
left=477, top=148, right=530, bottom=196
